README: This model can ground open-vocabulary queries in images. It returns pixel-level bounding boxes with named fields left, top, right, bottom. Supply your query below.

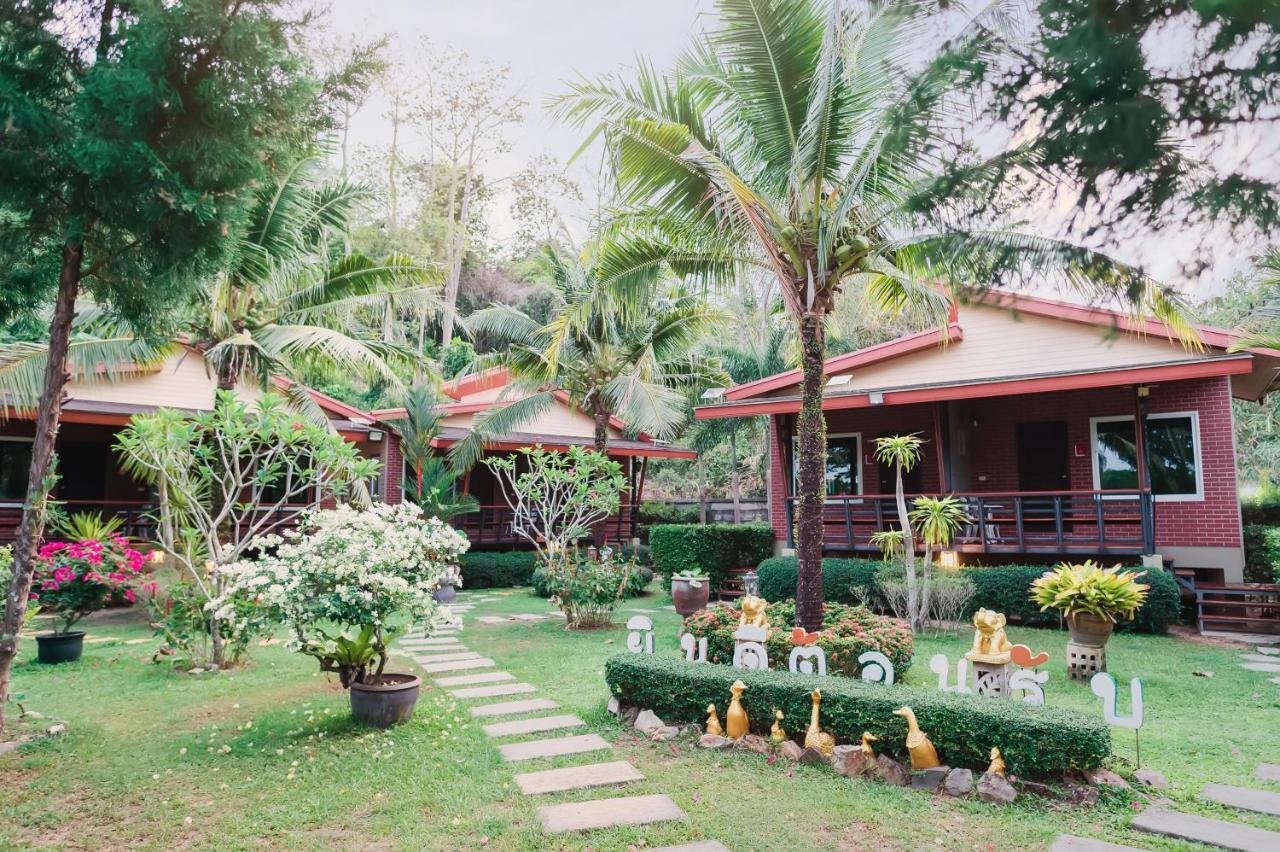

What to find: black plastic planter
left=35, top=631, right=85, bottom=665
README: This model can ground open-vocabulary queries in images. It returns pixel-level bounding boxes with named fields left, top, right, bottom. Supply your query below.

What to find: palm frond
left=447, top=390, right=558, bottom=472
left=0, top=337, right=179, bottom=417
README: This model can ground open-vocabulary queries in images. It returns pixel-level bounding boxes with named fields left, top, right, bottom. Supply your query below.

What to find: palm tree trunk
left=794, top=314, right=827, bottom=631
left=0, top=242, right=82, bottom=732
left=593, top=409, right=610, bottom=545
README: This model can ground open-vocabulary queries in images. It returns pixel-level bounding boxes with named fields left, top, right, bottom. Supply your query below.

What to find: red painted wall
left=767, top=377, right=1243, bottom=551
left=382, top=431, right=404, bottom=504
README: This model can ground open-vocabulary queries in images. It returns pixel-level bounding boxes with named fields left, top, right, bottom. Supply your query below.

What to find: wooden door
left=1016, top=421, right=1069, bottom=492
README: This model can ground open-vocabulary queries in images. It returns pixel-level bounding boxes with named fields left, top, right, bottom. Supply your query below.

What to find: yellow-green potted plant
left=1031, top=560, right=1150, bottom=647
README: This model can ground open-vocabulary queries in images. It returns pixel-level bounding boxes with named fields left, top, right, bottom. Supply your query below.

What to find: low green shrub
left=1243, top=524, right=1280, bottom=583
left=962, top=564, right=1182, bottom=634
left=756, top=556, right=883, bottom=605
left=649, top=523, right=775, bottom=591
left=532, top=560, right=653, bottom=598
left=604, top=653, right=1110, bottom=775
left=682, top=599, right=913, bottom=677
left=460, top=552, right=537, bottom=589
left=541, top=552, right=641, bottom=628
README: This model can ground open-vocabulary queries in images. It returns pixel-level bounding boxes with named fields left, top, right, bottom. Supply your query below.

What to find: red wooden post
left=932, top=403, right=948, bottom=493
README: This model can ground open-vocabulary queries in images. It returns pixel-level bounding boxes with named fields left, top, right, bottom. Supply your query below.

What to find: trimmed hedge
left=1243, top=524, right=1280, bottom=583
left=460, top=552, right=537, bottom=589
left=963, top=564, right=1183, bottom=634
left=757, top=556, right=882, bottom=605
left=649, top=523, right=775, bottom=591
left=605, top=653, right=1110, bottom=776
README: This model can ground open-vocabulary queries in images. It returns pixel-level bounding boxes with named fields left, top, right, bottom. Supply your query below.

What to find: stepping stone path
left=1258, top=764, right=1280, bottom=783
left=1238, top=662, right=1280, bottom=674
left=397, top=596, right=725, bottom=848
left=1129, top=763, right=1280, bottom=851
left=1050, top=838, right=1139, bottom=852
left=1202, top=783, right=1280, bottom=816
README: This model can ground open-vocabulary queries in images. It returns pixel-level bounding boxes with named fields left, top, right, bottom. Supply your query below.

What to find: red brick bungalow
left=0, top=347, right=403, bottom=543
left=694, top=291, right=1280, bottom=585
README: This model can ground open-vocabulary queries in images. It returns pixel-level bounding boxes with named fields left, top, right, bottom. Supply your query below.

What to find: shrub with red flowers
left=33, top=537, right=146, bottom=634
left=682, top=600, right=913, bottom=678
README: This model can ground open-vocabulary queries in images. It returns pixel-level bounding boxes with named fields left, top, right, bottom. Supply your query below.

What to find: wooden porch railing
left=451, top=503, right=639, bottom=547
left=783, top=489, right=1155, bottom=556
left=0, top=498, right=310, bottom=545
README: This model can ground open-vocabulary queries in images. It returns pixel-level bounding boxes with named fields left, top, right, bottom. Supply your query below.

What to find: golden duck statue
left=892, top=706, right=940, bottom=770
left=804, top=689, right=835, bottom=757
left=705, top=704, right=723, bottom=737
left=859, top=731, right=879, bottom=756
left=726, top=680, right=749, bottom=740
left=987, top=746, right=1007, bottom=778
left=770, top=710, right=787, bottom=744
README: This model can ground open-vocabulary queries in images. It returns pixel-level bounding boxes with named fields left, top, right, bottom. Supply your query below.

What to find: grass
left=2, top=586, right=1279, bottom=850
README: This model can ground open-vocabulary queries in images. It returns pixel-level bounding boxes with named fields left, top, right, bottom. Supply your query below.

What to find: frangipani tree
left=555, top=0, right=1196, bottom=629
left=115, top=392, right=379, bottom=666
left=875, top=434, right=924, bottom=631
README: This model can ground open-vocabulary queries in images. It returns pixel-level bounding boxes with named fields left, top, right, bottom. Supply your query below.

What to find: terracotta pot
left=1067, top=612, right=1115, bottom=647
left=350, top=673, right=422, bottom=728
left=35, top=631, right=85, bottom=665
left=671, top=575, right=711, bottom=617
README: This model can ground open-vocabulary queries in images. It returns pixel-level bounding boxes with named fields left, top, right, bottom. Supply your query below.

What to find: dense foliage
left=756, top=556, right=882, bottom=606
left=682, top=600, right=913, bottom=678
left=531, top=560, right=652, bottom=600
left=1243, top=525, right=1280, bottom=584
left=538, top=550, right=638, bottom=629
left=32, top=537, right=146, bottom=634
left=460, top=552, right=540, bottom=589
left=605, top=653, right=1110, bottom=775
left=648, top=523, right=774, bottom=592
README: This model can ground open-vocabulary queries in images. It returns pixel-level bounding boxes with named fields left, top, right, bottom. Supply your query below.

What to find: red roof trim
left=696, top=357, right=1253, bottom=419
left=428, top=435, right=695, bottom=459
left=724, top=324, right=963, bottom=401
left=441, top=367, right=509, bottom=400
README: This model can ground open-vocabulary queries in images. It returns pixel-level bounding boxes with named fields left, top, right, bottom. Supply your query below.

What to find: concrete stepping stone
left=450, top=682, right=538, bottom=700
left=1240, top=654, right=1280, bottom=664
left=471, top=697, right=560, bottom=718
left=401, top=637, right=464, bottom=647
left=413, top=651, right=480, bottom=664
left=1131, top=807, right=1280, bottom=851
left=510, top=613, right=549, bottom=621
left=483, top=714, right=585, bottom=738
left=514, top=760, right=644, bottom=795
left=1255, top=647, right=1279, bottom=656
left=1269, top=677, right=1280, bottom=686
left=499, top=733, right=611, bottom=763
left=1203, top=783, right=1280, bottom=816
left=476, top=616, right=509, bottom=624
left=419, top=657, right=495, bottom=673
left=434, top=671, right=515, bottom=687
left=1258, top=764, right=1280, bottom=783
left=654, top=843, right=730, bottom=852
left=537, top=793, right=684, bottom=833
left=1050, top=837, right=1141, bottom=852
left=1239, top=662, right=1280, bottom=673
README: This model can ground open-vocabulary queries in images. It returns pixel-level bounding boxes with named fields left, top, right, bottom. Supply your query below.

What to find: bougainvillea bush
left=210, top=503, right=468, bottom=687
left=682, top=600, right=913, bottom=677
left=33, top=537, right=147, bottom=634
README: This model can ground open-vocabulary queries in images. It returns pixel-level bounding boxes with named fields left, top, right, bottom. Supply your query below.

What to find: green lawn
left=3, top=586, right=1279, bottom=850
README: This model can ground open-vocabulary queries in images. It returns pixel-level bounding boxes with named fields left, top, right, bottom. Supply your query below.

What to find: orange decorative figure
left=1010, top=644, right=1050, bottom=668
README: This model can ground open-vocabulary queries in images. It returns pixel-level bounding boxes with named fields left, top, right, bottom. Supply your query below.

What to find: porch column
left=932, top=403, right=948, bottom=493
left=1133, top=385, right=1155, bottom=554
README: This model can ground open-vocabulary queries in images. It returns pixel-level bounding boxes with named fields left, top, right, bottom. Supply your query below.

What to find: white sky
left=320, top=0, right=1267, bottom=302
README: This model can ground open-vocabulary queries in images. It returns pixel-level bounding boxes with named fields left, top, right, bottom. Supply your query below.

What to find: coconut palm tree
left=450, top=243, right=728, bottom=469
left=0, top=160, right=439, bottom=423
left=554, top=0, right=1196, bottom=629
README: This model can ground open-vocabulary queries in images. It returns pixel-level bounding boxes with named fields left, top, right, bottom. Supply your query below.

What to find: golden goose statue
left=892, top=706, right=940, bottom=770
left=705, top=704, right=723, bottom=737
left=987, top=746, right=1006, bottom=778
left=804, top=689, right=836, bottom=757
left=770, top=710, right=787, bottom=744
left=859, top=731, right=879, bottom=756
left=726, top=680, right=749, bottom=740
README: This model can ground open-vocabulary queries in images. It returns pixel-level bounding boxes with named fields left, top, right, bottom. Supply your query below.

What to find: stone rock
left=633, top=709, right=665, bottom=733
left=619, top=705, right=640, bottom=727
left=943, top=768, right=974, bottom=797
left=874, top=754, right=911, bottom=787
left=1134, top=768, right=1168, bottom=789
left=799, top=747, right=830, bottom=766
left=1017, top=779, right=1058, bottom=799
left=1085, top=767, right=1131, bottom=789
left=912, top=766, right=951, bottom=792
left=832, top=745, right=876, bottom=778
left=1066, top=784, right=1100, bottom=807
left=699, top=734, right=732, bottom=750
left=650, top=726, right=681, bottom=741
left=738, top=734, right=771, bottom=755
left=607, top=696, right=620, bottom=716
left=780, top=740, right=805, bottom=761
left=977, top=772, right=1018, bottom=805
left=679, top=723, right=703, bottom=738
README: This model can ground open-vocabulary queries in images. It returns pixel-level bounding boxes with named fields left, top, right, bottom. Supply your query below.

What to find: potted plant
left=31, top=536, right=144, bottom=664
left=212, top=502, right=468, bottom=727
left=1031, top=560, right=1150, bottom=647
left=670, top=572, right=710, bottom=616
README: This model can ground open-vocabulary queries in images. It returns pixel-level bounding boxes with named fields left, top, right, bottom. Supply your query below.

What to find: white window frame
left=792, top=432, right=862, bottom=501
left=0, top=435, right=35, bottom=507
left=1089, top=411, right=1203, bottom=502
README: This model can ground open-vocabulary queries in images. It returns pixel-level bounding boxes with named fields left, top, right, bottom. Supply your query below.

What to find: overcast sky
left=320, top=1, right=1265, bottom=302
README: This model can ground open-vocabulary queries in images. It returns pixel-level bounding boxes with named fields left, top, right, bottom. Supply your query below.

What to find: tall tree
left=555, top=0, right=1195, bottom=629
left=0, top=0, right=345, bottom=732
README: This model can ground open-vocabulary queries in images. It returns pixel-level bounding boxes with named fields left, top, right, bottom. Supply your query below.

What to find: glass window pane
left=1146, top=417, right=1197, bottom=496
left=0, top=441, right=32, bottom=501
left=1095, top=420, right=1138, bottom=489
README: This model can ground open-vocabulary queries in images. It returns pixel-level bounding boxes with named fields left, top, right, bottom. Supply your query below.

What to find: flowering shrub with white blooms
left=209, top=502, right=469, bottom=687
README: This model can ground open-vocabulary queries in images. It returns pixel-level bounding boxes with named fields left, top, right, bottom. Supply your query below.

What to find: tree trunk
left=697, top=455, right=707, bottom=524
left=894, top=463, right=921, bottom=632
left=441, top=151, right=476, bottom=346
left=0, top=243, right=82, bottom=732
left=794, top=314, right=828, bottom=631
left=592, top=409, right=610, bottom=545
left=729, top=424, right=742, bottom=523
